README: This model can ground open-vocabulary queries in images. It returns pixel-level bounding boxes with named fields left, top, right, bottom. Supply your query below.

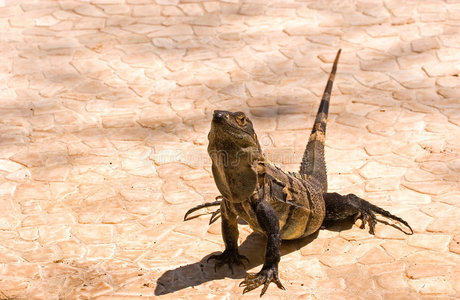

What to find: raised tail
left=299, top=49, right=341, bottom=193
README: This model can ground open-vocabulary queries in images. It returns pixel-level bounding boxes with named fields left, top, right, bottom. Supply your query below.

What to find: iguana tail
left=299, top=49, right=341, bottom=193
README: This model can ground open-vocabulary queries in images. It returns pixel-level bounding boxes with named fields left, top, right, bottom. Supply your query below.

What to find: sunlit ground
left=0, top=0, right=459, bottom=299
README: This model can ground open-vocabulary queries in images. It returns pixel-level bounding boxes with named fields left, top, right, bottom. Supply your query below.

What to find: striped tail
left=299, top=49, right=341, bottom=193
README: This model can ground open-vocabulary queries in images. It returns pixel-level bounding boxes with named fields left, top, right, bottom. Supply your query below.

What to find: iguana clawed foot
left=356, top=208, right=378, bottom=235
left=239, top=265, right=285, bottom=296
left=183, top=196, right=222, bottom=223
left=207, top=249, right=249, bottom=274
left=346, top=193, right=413, bottom=235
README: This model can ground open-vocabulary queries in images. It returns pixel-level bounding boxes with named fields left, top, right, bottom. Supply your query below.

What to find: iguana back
left=259, top=162, right=325, bottom=239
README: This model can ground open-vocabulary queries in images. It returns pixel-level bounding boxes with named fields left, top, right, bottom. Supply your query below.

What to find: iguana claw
left=356, top=209, right=377, bottom=235
left=239, top=265, right=285, bottom=296
left=183, top=197, right=222, bottom=221
left=209, top=208, right=221, bottom=224
left=207, top=249, right=249, bottom=274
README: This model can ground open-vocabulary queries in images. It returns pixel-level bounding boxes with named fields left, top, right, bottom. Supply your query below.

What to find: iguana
left=184, top=49, right=413, bottom=296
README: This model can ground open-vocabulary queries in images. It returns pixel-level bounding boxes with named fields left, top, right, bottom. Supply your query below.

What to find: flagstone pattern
left=0, top=0, right=459, bottom=299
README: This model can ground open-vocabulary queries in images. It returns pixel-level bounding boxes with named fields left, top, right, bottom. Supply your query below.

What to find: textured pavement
left=0, top=0, right=459, bottom=299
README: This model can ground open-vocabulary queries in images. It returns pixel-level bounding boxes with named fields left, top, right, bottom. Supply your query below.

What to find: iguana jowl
left=184, top=49, right=413, bottom=296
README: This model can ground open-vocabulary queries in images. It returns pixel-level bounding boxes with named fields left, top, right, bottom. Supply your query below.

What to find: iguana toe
left=239, top=265, right=285, bottom=296
left=207, top=250, right=248, bottom=274
left=358, top=210, right=377, bottom=235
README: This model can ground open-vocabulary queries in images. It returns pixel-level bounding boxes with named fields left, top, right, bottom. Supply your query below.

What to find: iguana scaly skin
left=184, top=49, right=413, bottom=296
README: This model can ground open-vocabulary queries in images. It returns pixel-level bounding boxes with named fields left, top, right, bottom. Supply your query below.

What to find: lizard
left=183, top=49, right=413, bottom=296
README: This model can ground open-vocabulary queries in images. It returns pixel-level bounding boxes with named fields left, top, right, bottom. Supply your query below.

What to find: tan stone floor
left=0, top=0, right=459, bottom=299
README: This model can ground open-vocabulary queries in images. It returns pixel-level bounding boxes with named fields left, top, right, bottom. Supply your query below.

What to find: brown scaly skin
left=184, top=49, right=413, bottom=296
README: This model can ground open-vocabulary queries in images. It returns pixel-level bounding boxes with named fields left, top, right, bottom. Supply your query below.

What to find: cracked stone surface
left=0, top=0, right=459, bottom=299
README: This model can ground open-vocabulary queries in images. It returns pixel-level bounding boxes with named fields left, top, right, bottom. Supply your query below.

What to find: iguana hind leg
left=183, top=196, right=222, bottom=224
left=299, top=49, right=341, bottom=193
left=322, top=192, right=413, bottom=235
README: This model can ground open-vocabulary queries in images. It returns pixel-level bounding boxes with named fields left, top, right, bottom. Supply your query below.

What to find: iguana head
left=208, top=110, right=261, bottom=152
left=208, top=110, right=262, bottom=202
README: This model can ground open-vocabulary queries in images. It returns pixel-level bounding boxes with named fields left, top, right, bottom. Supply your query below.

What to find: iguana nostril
left=213, top=110, right=227, bottom=122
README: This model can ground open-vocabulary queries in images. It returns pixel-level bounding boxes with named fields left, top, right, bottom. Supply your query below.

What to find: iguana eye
left=235, top=115, right=247, bottom=126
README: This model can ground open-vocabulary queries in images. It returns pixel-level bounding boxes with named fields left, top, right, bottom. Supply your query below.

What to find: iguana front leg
left=240, top=196, right=285, bottom=296
left=207, top=198, right=248, bottom=274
